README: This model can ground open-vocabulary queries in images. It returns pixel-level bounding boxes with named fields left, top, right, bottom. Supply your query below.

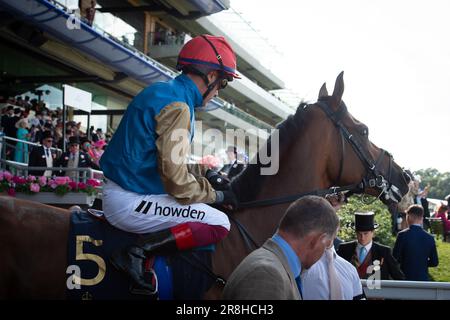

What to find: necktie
left=326, top=249, right=343, bottom=300
left=295, top=275, right=303, bottom=299
left=45, top=148, right=49, bottom=157
left=359, top=246, right=367, bottom=263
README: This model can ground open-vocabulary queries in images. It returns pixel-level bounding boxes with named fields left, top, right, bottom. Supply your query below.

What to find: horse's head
left=311, top=72, right=410, bottom=205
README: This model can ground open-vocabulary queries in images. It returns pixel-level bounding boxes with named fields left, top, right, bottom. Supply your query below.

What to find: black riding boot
left=110, top=224, right=194, bottom=295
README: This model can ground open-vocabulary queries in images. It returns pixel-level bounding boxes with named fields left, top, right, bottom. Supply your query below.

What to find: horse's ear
left=318, top=83, right=328, bottom=99
left=330, top=71, right=344, bottom=110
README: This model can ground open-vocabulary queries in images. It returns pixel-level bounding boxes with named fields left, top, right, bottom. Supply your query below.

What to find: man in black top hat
left=54, top=136, right=98, bottom=179
left=28, top=131, right=56, bottom=177
left=219, top=146, right=245, bottom=180
left=91, top=128, right=103, bottom=143
left=337, top=212, right=404, bottom=280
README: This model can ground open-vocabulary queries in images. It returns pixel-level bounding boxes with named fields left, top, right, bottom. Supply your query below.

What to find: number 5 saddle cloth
left=67, top=210, right=214, bottom=300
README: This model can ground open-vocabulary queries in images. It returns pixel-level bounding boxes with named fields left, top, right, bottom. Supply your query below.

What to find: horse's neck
left=212, top=148, right=330, bottom=282
left=237, top=161, right=327, bottom=241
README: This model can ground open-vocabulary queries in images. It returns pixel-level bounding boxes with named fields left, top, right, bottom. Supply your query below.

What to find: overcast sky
left=227, top=0, right=450, bottom=173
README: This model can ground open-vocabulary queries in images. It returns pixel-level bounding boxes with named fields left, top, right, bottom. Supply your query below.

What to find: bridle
left=316, top=100, right=403, bottom=203
left=238, top=100, right=405, bottom=209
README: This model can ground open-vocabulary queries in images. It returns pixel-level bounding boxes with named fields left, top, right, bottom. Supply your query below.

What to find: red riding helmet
left=176, top=34, right=240, bottom=80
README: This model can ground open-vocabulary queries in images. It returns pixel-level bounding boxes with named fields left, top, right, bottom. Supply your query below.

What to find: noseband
left=238, top=100, right=402, bottom=209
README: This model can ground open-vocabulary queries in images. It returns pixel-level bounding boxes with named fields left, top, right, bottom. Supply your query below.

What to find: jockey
left=100, top=34, right=239, bottom=294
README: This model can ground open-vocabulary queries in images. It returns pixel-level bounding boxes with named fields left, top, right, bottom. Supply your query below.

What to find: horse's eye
left=361, top=128, right=369, bottom=137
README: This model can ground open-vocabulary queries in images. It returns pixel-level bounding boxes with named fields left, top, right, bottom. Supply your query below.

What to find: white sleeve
left=350, top=266, right=363, bottom=298
left=301, top=258, right=329, bottom=300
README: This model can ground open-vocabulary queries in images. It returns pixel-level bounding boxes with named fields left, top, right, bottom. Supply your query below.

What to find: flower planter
left=14, top=192, right=96, bottom=206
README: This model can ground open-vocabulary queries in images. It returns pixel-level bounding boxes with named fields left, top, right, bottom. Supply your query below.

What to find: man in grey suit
left=222, top=195, right=339, bottom=300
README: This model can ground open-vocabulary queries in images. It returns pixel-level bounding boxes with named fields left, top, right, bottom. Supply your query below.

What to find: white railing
left=362, top=280, right=450, bottom=300
left=0, top=134, right=62, bottom=156
left=0, top=135, right=104, bottom=183
left=0, top=158, right=103, bottom=182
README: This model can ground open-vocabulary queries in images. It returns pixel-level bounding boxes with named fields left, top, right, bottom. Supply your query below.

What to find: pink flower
left=3, top=171, right=12, bottom=182
left=48, top=179, right=57, bottom=189
left=12, top=176, right=27, bottom=184
left=199, top=155, right=220, bottom=169
left=7, top=187, right=16, bottom=197
left=30, top=183, right=40, bottom=193
left=27, top=175, right=37, bottom=182
left=55, top=176, right=70, bottom=185
left=86, top=179, right=102, bottom=187
left=86, top=179, right=101, bottom=187
left=68, top=181, right=77, bottom=190
left=38, top=176, right=47, bottom=186
left=78, top=182, right=87, bottom=190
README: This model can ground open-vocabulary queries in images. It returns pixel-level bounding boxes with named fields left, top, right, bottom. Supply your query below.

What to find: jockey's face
left=202, top=71, right=225, bottom=106
left=356, top=230, right=374, bottom=246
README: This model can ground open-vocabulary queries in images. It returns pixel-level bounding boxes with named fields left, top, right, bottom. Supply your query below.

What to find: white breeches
left=102, top=178, right=230, bottom=234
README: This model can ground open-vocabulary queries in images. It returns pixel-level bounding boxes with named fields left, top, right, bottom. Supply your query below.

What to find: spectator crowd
left=1, top=96, right=110, bottom=180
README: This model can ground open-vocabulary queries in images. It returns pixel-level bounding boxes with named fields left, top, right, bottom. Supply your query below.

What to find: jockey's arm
left=186, top=163, right=209, bottom=178
left=155, top=103, right=216, bottom=205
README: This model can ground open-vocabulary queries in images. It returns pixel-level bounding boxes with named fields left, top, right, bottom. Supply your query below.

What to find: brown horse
left=0, top=73, right=410, bottom=299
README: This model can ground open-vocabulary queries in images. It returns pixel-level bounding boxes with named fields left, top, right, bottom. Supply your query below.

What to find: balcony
left=147, top=31, right=190, bottom=61
left=224, top=74, right=294, bottom=124
left=0, top=0, right=275, bottom=137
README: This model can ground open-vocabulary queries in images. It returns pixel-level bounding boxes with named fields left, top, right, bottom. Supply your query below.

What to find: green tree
left=337, top=196, right=395, bottom=248
left=414, top=168, right=450, bottom=200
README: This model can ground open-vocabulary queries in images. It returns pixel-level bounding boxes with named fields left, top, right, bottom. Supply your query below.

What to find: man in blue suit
left=393, top=205, right=438, bottom=281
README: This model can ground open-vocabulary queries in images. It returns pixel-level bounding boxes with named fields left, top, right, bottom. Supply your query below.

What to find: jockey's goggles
left=215, top=76, right=228, bottom=90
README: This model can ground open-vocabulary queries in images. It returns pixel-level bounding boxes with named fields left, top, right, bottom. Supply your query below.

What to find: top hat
left=79, top=136, right=90, bottom=145
left=353, top=212, right=379, bottom=231
left=68, top=136, right=80, bottom=146
left=41, top=130, right=53, bottom=142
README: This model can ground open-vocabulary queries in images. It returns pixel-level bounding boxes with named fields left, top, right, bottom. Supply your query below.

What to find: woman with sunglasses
left=100, top=35, right=240, bottom=294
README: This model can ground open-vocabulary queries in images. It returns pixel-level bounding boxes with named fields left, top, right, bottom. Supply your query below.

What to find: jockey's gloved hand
left=206, top=169, right=231, bottom=191
left=215, top=190, right=238, bottom=210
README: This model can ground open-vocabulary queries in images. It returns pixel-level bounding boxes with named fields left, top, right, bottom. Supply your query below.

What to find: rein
left=238, top=184, right=361, bottom=209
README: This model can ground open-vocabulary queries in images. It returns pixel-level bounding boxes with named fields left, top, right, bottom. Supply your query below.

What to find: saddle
left=66, top=209, right=215, bottom=300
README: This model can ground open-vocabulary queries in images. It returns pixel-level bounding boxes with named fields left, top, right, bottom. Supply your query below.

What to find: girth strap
left=177, top=252, right=226, bottom=287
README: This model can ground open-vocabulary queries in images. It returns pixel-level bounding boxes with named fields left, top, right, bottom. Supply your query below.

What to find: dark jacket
left=220, top=160, right=245, bottom=180
left=1, top=115, right=17, bottom=138
left=393, top=225, right=438, bottom=281
left=337, top=240, right=405, bottom=280
left=54, top=151, right=99, bottom=176
left=28, top=146, right=56, bottom=176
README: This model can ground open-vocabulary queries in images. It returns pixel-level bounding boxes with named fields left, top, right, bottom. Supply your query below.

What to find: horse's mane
left=231, top=102, right=310, bottom=202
